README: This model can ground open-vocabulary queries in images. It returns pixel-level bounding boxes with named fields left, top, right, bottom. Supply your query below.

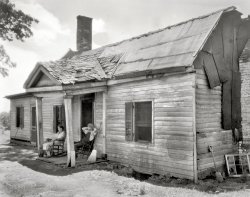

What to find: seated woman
left=42, top=125, right=66, bottom=157
left=75, top=123, right=97, bottom=151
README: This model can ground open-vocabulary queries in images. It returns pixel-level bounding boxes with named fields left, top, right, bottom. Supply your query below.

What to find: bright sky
left=0, top=0, right=250, bottom=112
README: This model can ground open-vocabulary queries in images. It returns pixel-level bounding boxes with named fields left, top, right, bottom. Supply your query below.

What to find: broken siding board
left=106, top=73, right=195, bottom=180
left=195, top=68, right=235, bottom=178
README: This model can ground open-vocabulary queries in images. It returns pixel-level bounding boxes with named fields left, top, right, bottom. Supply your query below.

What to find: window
left=16, top=106, right=24, bottom=128
left=53, top=105, right=65, bottom=133
left=125, top=101, right=152, bottom=143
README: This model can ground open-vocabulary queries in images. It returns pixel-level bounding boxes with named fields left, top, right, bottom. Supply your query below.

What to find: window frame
left=125, top=100, right=154, bottom=144
left=16, top=106, right=24, bottom=129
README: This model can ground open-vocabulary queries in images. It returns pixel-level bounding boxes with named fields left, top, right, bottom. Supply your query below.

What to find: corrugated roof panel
left=122, top=32, right=205, bottom=63
left=110, top=9, right=224, bottom=77
left=115, top=60, right=151, bottom=76
left=148, top=53, right=194, bottom=70
left=100, top=9, right=223, bottom=59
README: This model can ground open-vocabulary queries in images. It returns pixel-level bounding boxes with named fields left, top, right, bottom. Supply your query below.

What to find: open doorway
left=81, top=94, right=94, bottom=129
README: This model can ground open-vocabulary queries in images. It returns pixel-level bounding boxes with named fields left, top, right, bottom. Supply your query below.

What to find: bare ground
left=1, top=130, right=250, bottom=197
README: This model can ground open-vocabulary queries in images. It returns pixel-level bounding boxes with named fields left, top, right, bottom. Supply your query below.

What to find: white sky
left=1, top=0, right=250, bottom=112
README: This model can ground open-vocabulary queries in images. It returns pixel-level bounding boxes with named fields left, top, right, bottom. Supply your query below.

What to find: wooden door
left=30, top=106, right=37, bottom=144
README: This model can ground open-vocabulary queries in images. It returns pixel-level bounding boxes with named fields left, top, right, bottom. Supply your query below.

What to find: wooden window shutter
left=125, top=102, right=133, bottom=141
left=20, top=107, right=24, bottom=129
left=53, top=106, right=57, bottom=133
left=61, top=105, right=66, bottom=129
left=16, top=107, right=20, bottom=127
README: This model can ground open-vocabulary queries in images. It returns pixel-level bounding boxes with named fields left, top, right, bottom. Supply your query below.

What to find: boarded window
left=125, top=101, right=152, bottom=143
left=53, top=105, right=65, bottom=133
left=16, top=107, right=24, bottom=128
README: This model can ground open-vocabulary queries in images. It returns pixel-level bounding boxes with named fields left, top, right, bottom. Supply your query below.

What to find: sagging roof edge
left=192, top=6, right=240, bottom=59
left=5, top=92, right=33, bottom=99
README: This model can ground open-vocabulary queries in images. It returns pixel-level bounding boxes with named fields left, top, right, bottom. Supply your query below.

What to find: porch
left=36, top=154, right=106, bottom=166
left=34, top=83, right=108, bottom=168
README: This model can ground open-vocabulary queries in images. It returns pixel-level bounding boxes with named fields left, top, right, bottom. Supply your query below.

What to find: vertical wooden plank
left=64, top=96, right=75, bottom=167
left=36, top=97, right=43, bottom=152
left=193, top=74, right=198, bottom=183
left=102, top=91, right=107, bottom=154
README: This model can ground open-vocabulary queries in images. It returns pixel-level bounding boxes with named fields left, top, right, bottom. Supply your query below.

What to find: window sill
left=126, top=140, right=154, bottom=148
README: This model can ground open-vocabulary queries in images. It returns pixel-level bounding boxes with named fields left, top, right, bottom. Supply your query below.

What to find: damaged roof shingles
left=39, top=6, right=235, bottom=84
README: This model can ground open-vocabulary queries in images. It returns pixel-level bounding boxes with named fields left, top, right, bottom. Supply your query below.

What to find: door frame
left=80, top=94, right=95, bottom=137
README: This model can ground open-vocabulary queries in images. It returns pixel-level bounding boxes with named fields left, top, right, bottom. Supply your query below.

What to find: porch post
left=64, top=95, right=75, bottom=167
left=102, top=91, right=107, bottom=154
left=36, top=97, right=43, bottom=152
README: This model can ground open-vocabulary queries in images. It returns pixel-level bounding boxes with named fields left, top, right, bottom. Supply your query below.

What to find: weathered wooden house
left=6, top=7, right=250, bottom=182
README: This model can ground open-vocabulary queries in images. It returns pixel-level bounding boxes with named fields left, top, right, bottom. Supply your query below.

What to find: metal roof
left=26, top=6, right=238, bottom=84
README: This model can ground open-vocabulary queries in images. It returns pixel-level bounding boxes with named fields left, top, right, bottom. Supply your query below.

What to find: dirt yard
left=1, top=130, right=250, bottom=197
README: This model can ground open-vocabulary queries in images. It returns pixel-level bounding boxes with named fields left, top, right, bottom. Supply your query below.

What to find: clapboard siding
left=195, top=68, right=234, bottom=178
left=42, top=95, right=80, bottom=141
left=42, top=96, right=63, bottom=139
left=10, top=97, right=35, bottom=141
left=106, top=73, right=195, bottom=180
left=240, top=61, right=250, bottom=138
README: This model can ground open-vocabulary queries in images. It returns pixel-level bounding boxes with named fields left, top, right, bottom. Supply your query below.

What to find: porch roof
left=5, top=92, right=33, bottom=99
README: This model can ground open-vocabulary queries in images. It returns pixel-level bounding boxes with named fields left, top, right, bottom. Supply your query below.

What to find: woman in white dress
left=42, top=125, right=66, bottom=157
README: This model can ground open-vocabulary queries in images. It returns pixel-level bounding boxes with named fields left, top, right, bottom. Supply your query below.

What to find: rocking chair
left=52, top=139, right=65, bottom=156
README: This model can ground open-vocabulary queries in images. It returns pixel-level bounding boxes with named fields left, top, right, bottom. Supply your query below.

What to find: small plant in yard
left=139, top=185, right=146, bottom=195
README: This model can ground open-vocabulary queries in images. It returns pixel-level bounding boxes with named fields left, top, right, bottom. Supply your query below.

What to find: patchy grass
left=1, top=130, right=250, bottom=195
left=68, top=161, right=250, bottom=194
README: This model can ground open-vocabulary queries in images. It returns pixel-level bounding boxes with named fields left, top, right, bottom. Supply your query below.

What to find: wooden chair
left=52, top=139, right=65, bottom=156
left=75, top=134, right=96, bottom=157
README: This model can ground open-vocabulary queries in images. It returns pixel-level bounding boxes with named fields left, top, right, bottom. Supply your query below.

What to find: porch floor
left=37, top=154, right=91, bottom=166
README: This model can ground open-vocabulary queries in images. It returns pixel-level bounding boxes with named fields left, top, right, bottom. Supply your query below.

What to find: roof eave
left=23, top=63, right=62, bottom=89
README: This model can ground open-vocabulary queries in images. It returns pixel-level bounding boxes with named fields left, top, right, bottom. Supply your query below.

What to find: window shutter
left=61, top=105, right=66, bottom=129
left=125, top=102, right=133, bottom=141
left=20, top=107, right=24, bottom=129
left=53, top=106, right=57, bottom=133
left=16, top=107, right=19, bottom=127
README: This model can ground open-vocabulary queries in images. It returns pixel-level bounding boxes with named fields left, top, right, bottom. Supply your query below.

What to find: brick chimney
left=76, top=15, right=92, bottom=51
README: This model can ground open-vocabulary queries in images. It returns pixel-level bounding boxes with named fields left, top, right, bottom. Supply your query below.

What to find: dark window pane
left=16, top=107, right=20, bottom=127
left=53, top=105, right=66, bottom=133
left=31, top=107, right=36, bottom=126
left=135, top=102, right=152, bottom=142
